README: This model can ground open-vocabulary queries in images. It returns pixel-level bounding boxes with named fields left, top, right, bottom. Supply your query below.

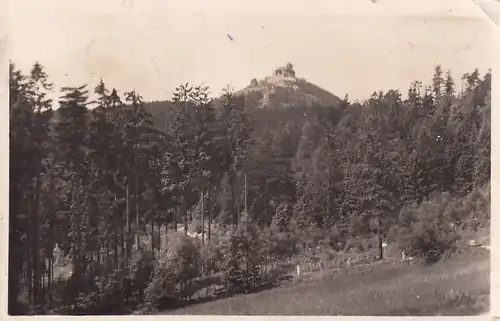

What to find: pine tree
left=473, top=90, right=490, bottom=187
left=432, top=64, right=444, bottom=99
left=220, top=88, right=252, bottom=225
left=444, top=70, right=455, bottom=101
left=87, top=80, right=123, bottom=272
left=54, top=84, right=91, bottom=307
left=9, top=63, right=33, bottom=313
left=26, top=62, right=55, bottom=307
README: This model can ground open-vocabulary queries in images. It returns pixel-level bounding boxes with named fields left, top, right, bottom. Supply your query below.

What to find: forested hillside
left=9, top=62, right=490, bottom=315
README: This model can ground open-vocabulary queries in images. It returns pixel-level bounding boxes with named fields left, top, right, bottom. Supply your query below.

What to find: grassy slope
left=162, top=248, right=490, bottom=316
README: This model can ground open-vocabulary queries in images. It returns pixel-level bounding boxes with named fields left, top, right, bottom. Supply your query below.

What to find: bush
left=274, top=203, right=292, bottom=232
left=220, top=221, right=264, bottom=294
left=63, top=247, right=158, bottom=315
left=144, top=232, right=201, bottom=311
left=127, top=249, right=155, bottom=305
left=220, top=227, right=245, bottom=294
left=69, top=262, right=124, bottom=315
left=80, top=272, right=121, bottom=314
left=201, top=235, right=224, bottom=276
left=325, top=227, right=348, bottom=252
left=398, top=193, right=458, bottom=263
left=266, top=223, right=299, bottom=262
left=345, top=237, right=366, bottom=253
left=460, top=184, right=490, bottom=230
left=291, top=222, right=324, bottom=253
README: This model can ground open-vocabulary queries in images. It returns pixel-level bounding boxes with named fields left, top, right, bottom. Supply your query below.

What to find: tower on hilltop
left=273, top=63, right=296, bottom=78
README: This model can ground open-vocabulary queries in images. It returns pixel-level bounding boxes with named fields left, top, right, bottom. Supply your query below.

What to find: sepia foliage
left=9, top=62, right=490, bottom=315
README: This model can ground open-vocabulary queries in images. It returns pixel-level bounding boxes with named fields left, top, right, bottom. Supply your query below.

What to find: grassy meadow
left=163, top=246, right=489, bottom=316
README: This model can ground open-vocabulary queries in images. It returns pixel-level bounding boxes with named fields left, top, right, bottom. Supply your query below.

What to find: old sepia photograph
left=6, top=0, right=496, bottom=317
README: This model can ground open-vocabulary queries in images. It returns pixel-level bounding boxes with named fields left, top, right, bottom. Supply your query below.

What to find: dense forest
left=9, top=62, right=491, bottom=315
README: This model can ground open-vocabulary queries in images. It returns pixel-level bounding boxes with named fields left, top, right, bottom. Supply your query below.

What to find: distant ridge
left=48, top=64, right=344, bottom=132
left=136, top=63, right=343, bottom=129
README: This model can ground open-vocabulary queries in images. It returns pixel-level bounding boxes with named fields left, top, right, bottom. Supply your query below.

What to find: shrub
left=144, top=232, right=201, bottom=311
left=325, top=227, right=348, bottom=252
left=220, top=220, right=264, bottom=294
left=64, top=248, right=157, bottom=315
left=291, top=222, right=323, bottom=253
left=398, top=193, right=458, bottom=263
left=127, top=249, right=155, bottom=305
left=274, top=203, right=292, bottom=232
left=81, top=276, right=117, bottom=313
left=460, top=184, right=490, bottom=230
left=345, top=237, right=366, bottom=253
left=220, top=227, right=245, bottom=294
left=71, top=263, right=124, bottom=315
left=266, top=223, right=299, bottom=262
left=201, top=235, right=223, bottom=276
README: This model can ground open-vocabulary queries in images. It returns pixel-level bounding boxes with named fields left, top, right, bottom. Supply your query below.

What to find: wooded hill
left=9, top=62, right=490, bottom=315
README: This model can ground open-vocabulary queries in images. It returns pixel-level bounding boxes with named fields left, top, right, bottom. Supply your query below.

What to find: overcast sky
left=7, top=0, right=495, bottom=102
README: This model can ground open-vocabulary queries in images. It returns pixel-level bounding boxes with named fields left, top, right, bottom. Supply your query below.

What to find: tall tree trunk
left=40, top=263, right=44, bottom=301
left=114, top=195, right=119, bottom=271
left=229, top=173, right=237, bottom=225
left=183, top=197, right=188, bottom=235
left=200, top=190, right=205, bottom=277
left=119, top=203, right=125, bottom=312
left=45, top=254, right=52, bottom=306
left=264, top=184, right=269, bottom=226
left=10, top=185, right=29, bottom=313
left=236, top=174, right=240, bottom=223
left=174, top=206, right=178, bottom=232
left=8, top=237, right=23, bottom=313
left=126, top=183, right=131, bottom=259
left=135, top=169, right=140, bottom=250
left=207, top=185, right=212, bottom=243
left=47, top=253, right=52, bottom=306
left=32, top=175, right=41, bottom=306
left=326, top=176, right=330, bottom=218
left=377, top=234, right=383, bottom=260
left=72, top=178, right=82, bottom=309
left=156, top=221, right=161, bottom=252
left=120, top=217, right=125, bottom=266
left=105, top=242, right=110, bottom=271
left=97, top=241, right=101, bottom=265
left=185, top=205, right=189, bottom=235
left=118, top=192, right=126, bottom=310
left=164, top=221, right=168, bottom=248
left=27, top=200, right=33, bottom=305
left=244, top=173, right=248, bottom=215
left=151, top=220, right=155, bottom=255
left=377, top=216, right=384, bottom=260
left=201, top=190, right=205, bottom=247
